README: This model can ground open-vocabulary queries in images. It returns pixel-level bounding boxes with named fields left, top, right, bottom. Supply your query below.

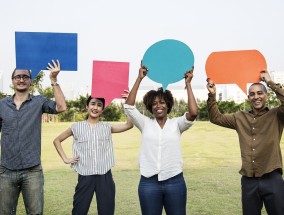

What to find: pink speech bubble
left=91, top=60, right=129, bottom=107
left=205, top=50, right=267, bottom=94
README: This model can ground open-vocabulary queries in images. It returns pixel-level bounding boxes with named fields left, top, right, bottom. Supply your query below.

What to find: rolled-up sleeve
left=124, top=104, right=147, bottom=131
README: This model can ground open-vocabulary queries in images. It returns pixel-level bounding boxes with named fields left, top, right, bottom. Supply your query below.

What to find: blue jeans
left=0, top=164, right=44, bottom=215
left=138, top=172, right=187, bottom=215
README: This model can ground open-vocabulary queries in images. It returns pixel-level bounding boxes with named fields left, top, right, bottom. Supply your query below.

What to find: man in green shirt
left=207, top=70, right=284, bottom=215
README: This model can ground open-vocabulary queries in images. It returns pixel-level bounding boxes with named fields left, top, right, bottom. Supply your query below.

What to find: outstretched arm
left=184, top=67, right=198, bottom=121
left=111, top=117, right=134, bottom=133
left=47, top=60, right=67, bottom=113
left=53, top=128, right=79, bottom=164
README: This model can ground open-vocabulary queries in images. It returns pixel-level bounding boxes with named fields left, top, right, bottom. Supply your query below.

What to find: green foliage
left=30, top=71, right=45, bottom=94
left=197, top=101, right=208, bottom=121
left=0, top=91, right=7, bottom=99
left=217, top=100, right=242, bottom=114
left=101, top=104, right=122, bottom=121
left=38, top=86, right=54, bottom=99
left=267, top=88, right=281, bottom=108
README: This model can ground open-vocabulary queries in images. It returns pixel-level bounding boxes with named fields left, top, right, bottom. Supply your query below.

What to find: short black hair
left=86, top=96, right=105, bottom=109
left=143, top=87, right=174, bottom=114
left=249, top=83, right=267, bottom=94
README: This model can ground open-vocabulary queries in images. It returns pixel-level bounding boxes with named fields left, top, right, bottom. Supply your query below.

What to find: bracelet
left=51, top=82, right=59, bottom=87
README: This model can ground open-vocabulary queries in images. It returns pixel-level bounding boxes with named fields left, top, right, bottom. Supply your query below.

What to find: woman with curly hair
left=124, top=64, right=198, bottom=215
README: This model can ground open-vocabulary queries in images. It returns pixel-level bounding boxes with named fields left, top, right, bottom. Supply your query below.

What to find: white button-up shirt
left=124, top=104, right=195, bottom=181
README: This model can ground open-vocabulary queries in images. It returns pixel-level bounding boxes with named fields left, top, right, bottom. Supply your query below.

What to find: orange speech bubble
left=205, top=50, right=267, bottom=94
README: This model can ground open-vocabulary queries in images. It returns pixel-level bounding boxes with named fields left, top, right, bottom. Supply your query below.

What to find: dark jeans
left=241, top=169, right=284, bottom=215
left=72, top=170, right=115, bottom=215
left=138, top=172, right=187, bottom=215
left=0, top=164, right=44, bottom=215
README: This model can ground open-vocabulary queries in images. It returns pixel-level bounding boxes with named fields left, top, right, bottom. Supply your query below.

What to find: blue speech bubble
left=15, top=32, right=77, bottom=79
left=142, top=39, right=194, bottom=90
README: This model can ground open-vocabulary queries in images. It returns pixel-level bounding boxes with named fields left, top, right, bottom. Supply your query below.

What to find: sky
left=1, top=0, right=284, bottom=96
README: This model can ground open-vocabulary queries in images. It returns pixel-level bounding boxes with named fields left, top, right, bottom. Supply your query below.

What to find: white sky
left=1, top=0, right=284, bottom=95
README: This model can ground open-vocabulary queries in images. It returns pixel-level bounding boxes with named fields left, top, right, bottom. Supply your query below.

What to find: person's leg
left=163, top=173, right=187, bottom=215
left=241, top=176, right=263, bottom=215
left=261, top=170, right=284, bottom=215
left=21, top=165, right=44, bottom=215
left=0, top=165, right=21, bottom=215
left=72, top=174, right=96, bottom=215
left=95, top=170, right=116, bottom=215
left=138, top=175, right=163, bottom=215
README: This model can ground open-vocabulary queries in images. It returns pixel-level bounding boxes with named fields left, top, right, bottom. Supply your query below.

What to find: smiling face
left=248, top=83, right=268, bottom=113
left=12, top=70, right=32, bottom=93
left=86, top=98, right=104, bottom=119
left=151, top=97, right=168, bottom=119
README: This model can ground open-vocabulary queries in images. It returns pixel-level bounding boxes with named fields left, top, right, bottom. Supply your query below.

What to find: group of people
left=0, top=60, right=283, bottom=215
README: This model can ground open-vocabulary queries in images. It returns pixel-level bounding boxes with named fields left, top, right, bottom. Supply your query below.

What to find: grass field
left=14, top=121, right=283, bottom=215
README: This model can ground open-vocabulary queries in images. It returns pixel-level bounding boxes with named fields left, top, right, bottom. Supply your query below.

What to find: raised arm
left=125, top=63, right=148, bottom=105
left=206, top=78, right=236, bottom=129
left=47, top=60, right=67, bottom=113
left=184, top=67, right=198, bottom=121
left=53, top=128, right=79, bottom=164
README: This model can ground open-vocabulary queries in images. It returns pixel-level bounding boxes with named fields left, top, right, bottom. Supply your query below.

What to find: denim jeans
left=0, top=164, right=44, bottom=215
left=138, top=172, right=187, bottom=215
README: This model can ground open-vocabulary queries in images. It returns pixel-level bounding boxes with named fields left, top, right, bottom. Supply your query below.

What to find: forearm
left=53, top=140, right=68, bottom=163
left=186, top=83, right=198, bottom=121
left=52, top=85, right=67, bottom=112
left=126, top=77, right=142, bottom=105
left=267, top=81, right=284, bottom=104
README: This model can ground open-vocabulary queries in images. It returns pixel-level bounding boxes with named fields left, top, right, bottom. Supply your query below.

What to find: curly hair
left=143, top=87, right=174, bottom=114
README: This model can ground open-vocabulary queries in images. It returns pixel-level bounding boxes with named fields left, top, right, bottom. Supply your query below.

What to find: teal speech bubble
left=142, top=39, right=194, bottom=90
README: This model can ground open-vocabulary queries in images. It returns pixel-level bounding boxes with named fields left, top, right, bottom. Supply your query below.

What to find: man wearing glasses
left=0, top=60, right=67, bottom=215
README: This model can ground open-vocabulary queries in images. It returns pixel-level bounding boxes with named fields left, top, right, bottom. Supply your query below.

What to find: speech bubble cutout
left=142, top=39, right=194, bottom=90
left=205, top=50, right=267, bottom=94
left=15, top=32, right=77, bottom=79
left=92, top=60, right=129, bottom=107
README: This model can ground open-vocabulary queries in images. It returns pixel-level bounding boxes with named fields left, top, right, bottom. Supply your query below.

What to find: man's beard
left=15, top=87, right=29, bottom=93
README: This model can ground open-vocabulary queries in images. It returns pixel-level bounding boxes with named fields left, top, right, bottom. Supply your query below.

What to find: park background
left=14, top=121, right=283, bottom=215
left=1, top=0, right=284, bottom=214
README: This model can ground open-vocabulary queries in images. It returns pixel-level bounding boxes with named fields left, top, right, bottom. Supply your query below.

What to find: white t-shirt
left=124, top=104, right=195, bottom=181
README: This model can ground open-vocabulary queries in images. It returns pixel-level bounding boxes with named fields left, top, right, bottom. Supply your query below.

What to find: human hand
left=260, top=70, right=271, bottom=83
left=139, top=60, right=148, bottom=80
left=184, top=66, right=194, bottom=84
left=206, top=78, right=216, bottom=94
left=63, top=156, right=79, bottom=164
left=121, top=89, right=129, bottom=100
left=47, top=59, right=60, bottom=82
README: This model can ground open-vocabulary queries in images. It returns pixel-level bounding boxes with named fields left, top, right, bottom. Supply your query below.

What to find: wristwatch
left=51, top=81, right=59, bottom=86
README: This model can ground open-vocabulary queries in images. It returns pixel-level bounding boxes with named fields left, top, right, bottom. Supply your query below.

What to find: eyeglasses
left=12, top=75, right=31, bottom=81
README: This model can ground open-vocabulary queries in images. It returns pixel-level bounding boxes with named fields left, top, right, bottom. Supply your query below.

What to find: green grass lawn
left=14, top=121, right=283, bottom=215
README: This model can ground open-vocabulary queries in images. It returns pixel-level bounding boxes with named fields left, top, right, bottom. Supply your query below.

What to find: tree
left=39, top=86, right=54, bottom=99
left=0, top=91, right=7, bottom=99
left=101, top=104, right=122, bottom=121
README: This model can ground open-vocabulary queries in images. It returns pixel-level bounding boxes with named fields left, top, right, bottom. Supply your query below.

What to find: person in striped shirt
left=53, top=96, right=133, bottom=215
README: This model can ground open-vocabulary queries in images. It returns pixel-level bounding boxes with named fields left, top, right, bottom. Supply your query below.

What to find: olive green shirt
left=207, top=81, right=284, bottom=177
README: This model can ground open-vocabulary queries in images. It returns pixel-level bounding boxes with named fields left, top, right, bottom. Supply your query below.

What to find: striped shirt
left=70, top=121, right=114, bottom=175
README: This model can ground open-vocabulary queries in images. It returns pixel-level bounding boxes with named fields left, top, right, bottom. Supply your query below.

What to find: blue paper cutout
left=15, top=32, right=77, bottom=79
